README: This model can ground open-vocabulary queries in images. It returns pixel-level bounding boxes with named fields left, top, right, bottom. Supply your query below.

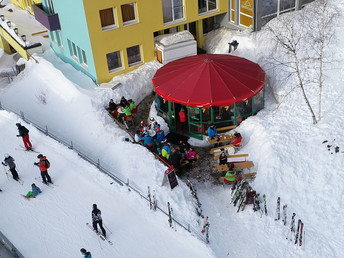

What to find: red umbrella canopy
left=152, top=54, right=266, bottom=108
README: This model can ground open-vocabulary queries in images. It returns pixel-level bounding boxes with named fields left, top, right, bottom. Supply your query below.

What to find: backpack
left=45, top=159, right=50, bottom=168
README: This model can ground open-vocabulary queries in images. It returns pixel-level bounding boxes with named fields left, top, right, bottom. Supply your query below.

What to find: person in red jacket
left=34, top=154, right=52, bottom=184
left=231, top=132, right=242, bottom=147
left=179, top=107, right=187, bottom=132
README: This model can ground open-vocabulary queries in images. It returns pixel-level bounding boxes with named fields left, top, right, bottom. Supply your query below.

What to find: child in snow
left=80, top=248, right=92, bottom=258
left=2, top=153, right=20, bottom=181
left=25, top=183, right=42, bottom=199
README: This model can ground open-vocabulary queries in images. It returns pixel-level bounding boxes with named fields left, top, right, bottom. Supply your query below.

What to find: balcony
left=33, top=3, right=61, bottom=31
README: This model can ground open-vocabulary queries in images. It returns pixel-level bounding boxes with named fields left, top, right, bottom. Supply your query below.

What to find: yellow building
left=33, top=0, right=229, bottom=84
left=10, top=0, right=41, bottom=16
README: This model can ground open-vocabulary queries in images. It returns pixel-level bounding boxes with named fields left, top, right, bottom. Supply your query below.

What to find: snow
left=154, top=31, right=195, bottom=46
left=1, top=1, right=344, bottom=258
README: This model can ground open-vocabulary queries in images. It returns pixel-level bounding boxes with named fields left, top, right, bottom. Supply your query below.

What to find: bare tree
left=304, top=0, right=339, bottom=121
left=266, top=11, right=318, bottom=124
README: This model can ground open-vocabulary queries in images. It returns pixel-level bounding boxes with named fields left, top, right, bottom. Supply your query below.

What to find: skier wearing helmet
left=34, top=154, right=52, bottom=184
left=2, top=153, right=20, bottom=181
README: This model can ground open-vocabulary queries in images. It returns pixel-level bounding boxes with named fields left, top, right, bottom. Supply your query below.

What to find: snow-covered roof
left=154, top=31, right=195, bottom=46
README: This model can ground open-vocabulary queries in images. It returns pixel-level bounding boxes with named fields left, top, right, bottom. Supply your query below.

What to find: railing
left=0, top=230, right=25, bottom=258
left=0, top=101, right=208, bottom=243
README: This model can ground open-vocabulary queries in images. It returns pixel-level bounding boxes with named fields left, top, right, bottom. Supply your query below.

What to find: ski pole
left=103, top=224, right=112, bottom=234
left=2, top=164, right=9, bottom=180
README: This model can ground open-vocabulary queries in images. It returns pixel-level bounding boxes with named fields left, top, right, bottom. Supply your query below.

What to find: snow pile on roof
left=154, top=31, right=195, bottom=46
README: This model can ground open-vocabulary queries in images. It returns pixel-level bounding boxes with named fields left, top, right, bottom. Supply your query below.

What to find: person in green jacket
left=223, top=163, right=236, bottom=184
left=128, top=99, right=137, bottom=114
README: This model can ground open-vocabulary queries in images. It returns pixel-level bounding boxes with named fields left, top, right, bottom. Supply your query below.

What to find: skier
left=2, top=153, right=20, bottom=181
left=80, top=248, right=92, bottom=258
left=92, top=204, right=106, bottom=237
left=16, top=123, right=32, bottom=150
left=25, top=183, right=41, bottom=199
left=34, top=154, right=52, bottom=184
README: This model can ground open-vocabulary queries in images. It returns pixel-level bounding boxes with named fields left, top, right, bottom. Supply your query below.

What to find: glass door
left=168, top=101, right=176, bottom=131
left=188, top=106, right=203, bottom=140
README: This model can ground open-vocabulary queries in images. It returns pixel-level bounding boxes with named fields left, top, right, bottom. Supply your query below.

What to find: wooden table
left=208, top=134, right=234, bottom=145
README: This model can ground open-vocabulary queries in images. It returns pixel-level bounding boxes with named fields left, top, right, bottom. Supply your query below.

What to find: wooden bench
left=219, top=172, right=257, bottom=183
left=214, top=153, right=248, bottom=160
left=210, top=144, right=235, bottom=155
left=207, top=134, right=234, bottom=145
left=205, top=125, right=237, bottom=134
left=214, top=161, right=254, bottom=172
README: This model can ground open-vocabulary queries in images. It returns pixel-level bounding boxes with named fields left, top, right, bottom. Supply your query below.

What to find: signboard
left=163, top=165, right=178, bottom=190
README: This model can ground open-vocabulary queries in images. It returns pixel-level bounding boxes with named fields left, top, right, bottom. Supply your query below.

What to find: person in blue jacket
left=207, top=124, right=218, bottom=139
left=137, top=132, right=154, bottom=148
left=25, top=183, right=42, bottom=199
left=162, top=143, right=172, bottom=160
left=154, top=127, right=165, bottom=147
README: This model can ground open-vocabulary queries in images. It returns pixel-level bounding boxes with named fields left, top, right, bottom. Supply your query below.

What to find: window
left=81, top=49, right=87, bottom=66
left=99, top=8, right=116, bottom=31
left=55, top=31, right=63, bottom=48
left=49, top=31, right=56, bottom=44
left=198, top=0, right=217, bottom=14
left=106, top=51, right=122, bottom=72
left=121, top=3, right=137, bottom=25
left=162, top=0, right=184, bottom=24
left=45, top=0, right=55, bottom=14
left=126, top=45, right=141, bottom=66
left=71, top=42, right=78, bottom=61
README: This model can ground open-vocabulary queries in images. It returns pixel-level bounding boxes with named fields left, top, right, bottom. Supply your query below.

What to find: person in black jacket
left=92, top=204, right=106, bottom=237
left=16, top=123, right=32, bottom=150
left=219, top=151, right=228, bottom=165
left=120, top=96, right=129, bottom=108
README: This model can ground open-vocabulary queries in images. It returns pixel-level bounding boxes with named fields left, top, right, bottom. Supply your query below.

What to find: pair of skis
left=275, top=197, right=305, bottom=247
left=147, top=186, right=157, bottom=211
left=186, top=179, right=203, bottom=217
left=15, top=146, right=39, bottom=153
left=294, top=219, right=305, bottom=246
left=275, top=197, right=287, bottom=224
left=167, top=202, right=176, bottom=231
left=201, top=216, right=210, bottom=243
left=86, top=223, right=113, bottom=245
left=34, top=177, right=55, bottom=188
